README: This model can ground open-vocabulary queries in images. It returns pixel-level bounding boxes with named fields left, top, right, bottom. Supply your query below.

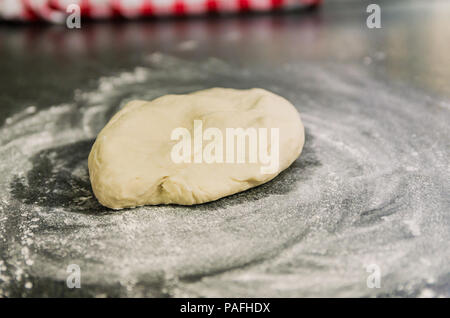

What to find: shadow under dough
left=10, top=130, right=320, bottom=213
left=10, top=139, right=111, bottom=214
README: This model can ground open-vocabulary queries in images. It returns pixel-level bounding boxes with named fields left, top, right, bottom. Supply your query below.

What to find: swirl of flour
left=0, top=54, right=449, bottom=297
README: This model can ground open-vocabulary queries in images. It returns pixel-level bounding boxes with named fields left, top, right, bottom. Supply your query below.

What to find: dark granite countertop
left=0, top=0, right=449, bottom=297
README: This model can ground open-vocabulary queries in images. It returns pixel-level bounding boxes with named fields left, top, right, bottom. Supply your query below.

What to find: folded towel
left=0, top=0, right=321, bottom=23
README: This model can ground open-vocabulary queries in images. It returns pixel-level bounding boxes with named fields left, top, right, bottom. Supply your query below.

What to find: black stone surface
left=0, top=0, right=449, bottom=297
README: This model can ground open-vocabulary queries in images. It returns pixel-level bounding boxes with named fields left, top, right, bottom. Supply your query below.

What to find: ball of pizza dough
left=88, top=88, right=304, bottom=209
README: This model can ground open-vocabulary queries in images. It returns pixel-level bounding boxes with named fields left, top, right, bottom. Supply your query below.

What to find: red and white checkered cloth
left=0, top=0, right=321, bottom=23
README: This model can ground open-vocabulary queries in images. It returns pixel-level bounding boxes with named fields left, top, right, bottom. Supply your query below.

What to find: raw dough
left=88, top=88, right=304, bottom=209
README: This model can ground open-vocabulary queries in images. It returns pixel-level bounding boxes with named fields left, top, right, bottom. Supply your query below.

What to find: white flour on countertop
left=0, top=53, right=449, bottom=297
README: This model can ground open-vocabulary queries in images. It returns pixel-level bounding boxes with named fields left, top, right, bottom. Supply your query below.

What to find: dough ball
left=88, top=88, right=305, bottom=209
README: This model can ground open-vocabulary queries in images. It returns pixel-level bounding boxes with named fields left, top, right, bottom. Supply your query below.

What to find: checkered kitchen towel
left=0, top=0, right=321, bottom=23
